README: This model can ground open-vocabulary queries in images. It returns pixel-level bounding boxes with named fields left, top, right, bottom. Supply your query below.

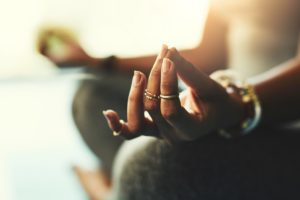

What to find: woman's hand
left=37, top=27, right=98, bottom=68
left=103, top=45, right=244, bottom=143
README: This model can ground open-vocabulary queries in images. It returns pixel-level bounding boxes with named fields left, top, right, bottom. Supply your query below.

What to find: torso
left=213, top=0, right=300, bottom=77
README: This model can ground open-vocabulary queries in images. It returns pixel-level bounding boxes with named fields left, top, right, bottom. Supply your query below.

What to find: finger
left=160, top=58, right=210, bottom=141
left=102, top=109, right=123, bottom=133
left=160, top=58, right=180, bottom=111
left=102, top=110, right=136, bottom=139
left=103, top=110, right=158, bottom=139
left=138, top=45, right=185, bottom=143
left=166, top=47, right=223, bottom=98
left=160, top=58, right=190, bottom=141
left=144, top=45, right=182, bottom=142
left=121, top=119, right=159, bottom=139
left=127, top=71, right=161, bottom=138
left=144, top=44, right=168, bottom=114
left=127, top=71, right=146, bottom=133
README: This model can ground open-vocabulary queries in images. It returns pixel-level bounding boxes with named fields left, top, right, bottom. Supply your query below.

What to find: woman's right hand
left=102, top=45, right=244, bottom=143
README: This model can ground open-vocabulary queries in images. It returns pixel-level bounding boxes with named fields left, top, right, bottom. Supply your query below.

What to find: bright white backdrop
left=0, top=0, right=209, bottom=199
left=0, top=0, right=208, bottom=78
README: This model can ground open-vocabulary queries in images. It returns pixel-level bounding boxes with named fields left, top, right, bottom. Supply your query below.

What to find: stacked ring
left=144, top=89, right=160, bottom=101
left=144, top=89, right=179, bottom=101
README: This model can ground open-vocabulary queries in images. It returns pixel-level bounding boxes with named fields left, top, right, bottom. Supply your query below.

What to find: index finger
left=160, top=58, right=210, bottom=141
left=166, top=48, right=224, bottom=98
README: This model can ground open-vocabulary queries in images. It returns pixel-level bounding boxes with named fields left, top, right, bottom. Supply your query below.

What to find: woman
left=40, top=0, right=300, bottom=199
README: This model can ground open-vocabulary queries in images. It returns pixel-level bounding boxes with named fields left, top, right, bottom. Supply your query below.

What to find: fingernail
left=162, top=58, right=172, bottom=73
left=102, top=110, right=112, bottom=121
left=102, top=110, right=108, bottom=118
left=158, top=44, right=168, bottom=58
left=102, top=111, right=115, bottom=132
left=103, top=110, right=114, bottom=127
left=161, top=44, right=168, bottom=52
left=132, top=71, right=142, bottom=86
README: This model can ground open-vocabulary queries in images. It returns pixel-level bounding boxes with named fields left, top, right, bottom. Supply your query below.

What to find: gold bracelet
left=210, top=70, right=262, bottom=138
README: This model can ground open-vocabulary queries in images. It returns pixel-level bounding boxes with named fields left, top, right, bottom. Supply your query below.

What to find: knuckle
left=161, top=109, right=179, bottom=121
left=144, top=100, right=159, bottom=112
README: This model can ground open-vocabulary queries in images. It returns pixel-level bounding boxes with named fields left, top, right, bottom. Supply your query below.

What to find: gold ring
left=112, top=119, right=125, bottom=136
left=159, top=94, right=178, bottom=100
left=113, top=130, right=121, bottom=136
left=144, top=89, right=160, bottom=101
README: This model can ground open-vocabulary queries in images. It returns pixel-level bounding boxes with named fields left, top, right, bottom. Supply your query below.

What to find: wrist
left=91, top=56, right=118, bottom=72
left=87, top=57, right=102, bottom=68
left=225, top=91, right=246, bottom=130
left=210, top=70, right=262, bottom=138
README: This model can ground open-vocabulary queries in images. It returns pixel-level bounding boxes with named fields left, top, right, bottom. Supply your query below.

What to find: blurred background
left=0, top=0, right=208, bottom=199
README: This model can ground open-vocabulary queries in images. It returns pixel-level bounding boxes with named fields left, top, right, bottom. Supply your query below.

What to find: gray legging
left=72, top=71, right=300, bottom=200
left=72, top=71, right=131, bottom=176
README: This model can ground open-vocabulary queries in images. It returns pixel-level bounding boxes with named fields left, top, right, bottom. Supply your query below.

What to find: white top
left=212, top=0, right=300, bottom=77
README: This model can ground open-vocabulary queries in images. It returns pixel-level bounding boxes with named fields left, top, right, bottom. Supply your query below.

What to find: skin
left=102, top=45, right=244, bottom=143
left=73, top=166, right=111, bottom=200
left=251, top=57, right=300, bottom=125
left=39, top=6, right=300, bottom=199
left=103, top=42, right=300, bottom=141
left=100, top=50, right=300, bottom=198
left=39, top=8, right=228, bottom=75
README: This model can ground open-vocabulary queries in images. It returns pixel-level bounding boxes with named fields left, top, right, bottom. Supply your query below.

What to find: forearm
left=250, top=58, right=300, bottom=126
left=114, top=54, right=157, bottom=75
left=116, top=48, right=223, bottom=74
left=89, top=46, right=226, bottom=74
left=87, top=54, right=156, bottom=74
left=89, top=8, right=228, bottom=75
left=88, top=46, right=225, bottom=75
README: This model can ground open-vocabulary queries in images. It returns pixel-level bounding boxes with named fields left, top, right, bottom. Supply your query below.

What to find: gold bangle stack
left=210, top=70, right=262, bottom=138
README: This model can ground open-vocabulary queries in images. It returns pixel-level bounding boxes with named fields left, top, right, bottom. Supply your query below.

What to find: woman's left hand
left=103, top=45, right=244, bottom=143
